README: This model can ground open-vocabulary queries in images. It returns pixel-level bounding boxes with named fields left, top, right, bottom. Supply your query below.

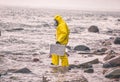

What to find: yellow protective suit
left=52, top=15, right=70, bottom=67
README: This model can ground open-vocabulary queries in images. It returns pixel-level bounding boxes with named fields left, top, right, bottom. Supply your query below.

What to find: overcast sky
left=0, top=0, right=120, bottom=11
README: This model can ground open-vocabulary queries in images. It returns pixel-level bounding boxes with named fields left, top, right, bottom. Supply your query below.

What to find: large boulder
left=74, top=45, right=90, bottom=51
left=105, top=68, right=120, bottom=78
left=13, top=68, right=31, bottom=73
left=88, top=25, right=99, bottom=33
left=114, top=37, right=120, bottom=44
left=103, top=56, right=120, bottom=68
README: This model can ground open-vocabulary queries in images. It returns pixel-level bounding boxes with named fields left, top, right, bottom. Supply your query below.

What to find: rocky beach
left=0, top=7, right=120, bottom=82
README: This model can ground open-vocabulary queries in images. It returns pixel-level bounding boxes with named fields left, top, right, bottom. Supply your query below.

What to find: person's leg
left=60, top=53, right=69, bottom=67
left=52, top=54, right=59, bottom=65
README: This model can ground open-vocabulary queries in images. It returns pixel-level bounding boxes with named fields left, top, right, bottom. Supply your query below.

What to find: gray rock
left=103, top=62, right=112, bottom=68
left=33, top=58, right=39, bottom=62
left=74, top=45, right=90, bottom=51
left=81, top=58, right=99, bottom=64
left=93, top=48, right=107, bottom=55
left=77, top=63, right=93, bottom=68
left=114, top=37, right=120, bottom=44
left=103, top=56, right=120, bottom=68
left=77, top=58, right=99, bottom=68
left=105, top=68, right=120, bottom=78
left=104, top=52, right=116, bottom=61
left=84, top=68, right=94, bottom=73
left=13, top=68, right=31, bottom=73
left=88, top=25, right=99, bottom=33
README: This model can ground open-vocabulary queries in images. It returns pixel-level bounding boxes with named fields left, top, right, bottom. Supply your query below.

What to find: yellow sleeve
left=57, top=25, right=68, bottom=43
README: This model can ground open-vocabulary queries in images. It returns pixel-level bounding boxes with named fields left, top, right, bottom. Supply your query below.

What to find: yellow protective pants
left=52, top=53, right=69, bottom=67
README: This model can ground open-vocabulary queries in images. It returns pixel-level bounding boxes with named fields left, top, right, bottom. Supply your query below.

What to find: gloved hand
left=56, top=41, right=60, bottom=44
left=48, top=54, right=52, bottom=58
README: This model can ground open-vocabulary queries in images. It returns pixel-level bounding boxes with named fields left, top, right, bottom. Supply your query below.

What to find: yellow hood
left=54, top=15, right=65, bottom=24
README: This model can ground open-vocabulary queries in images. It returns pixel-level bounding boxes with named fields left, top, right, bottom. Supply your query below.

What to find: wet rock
left=101, top=48, right=108, bottom=52
left=104, top=50, right=116, bottom=61
left=103, top=62, right=112, bottom=68
left=88, top=25, right=99, bottom=33
left=93, top=48, right=107, bottom=55
left=13, top=68, right=31, bottom=73
left=77, top=58, right=99, bottom=68
left=74, top=45, right=90, bottom=51
left=103, top=56, right=120, bottom=68
left=93, top=51, right=105, bottom=55
left=114, top=37, right=120, bottom=44
left=77, top=63, right=93, bottom=68
left=105, top=68, right=120, bottom=78
left=33, top=58, right=39, bottom=62
left=104, top=54, right=116, bottom=61
left=84, top=68, right=94, bottom=73
left=82, top=58, right=99, bottom=64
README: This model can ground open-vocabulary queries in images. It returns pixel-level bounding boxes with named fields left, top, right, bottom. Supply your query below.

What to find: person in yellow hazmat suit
left=51, top=15, right=70, bottom=68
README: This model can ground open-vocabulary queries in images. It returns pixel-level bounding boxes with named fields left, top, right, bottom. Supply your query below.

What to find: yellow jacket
left=54, top=15, right=70, bottom=45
